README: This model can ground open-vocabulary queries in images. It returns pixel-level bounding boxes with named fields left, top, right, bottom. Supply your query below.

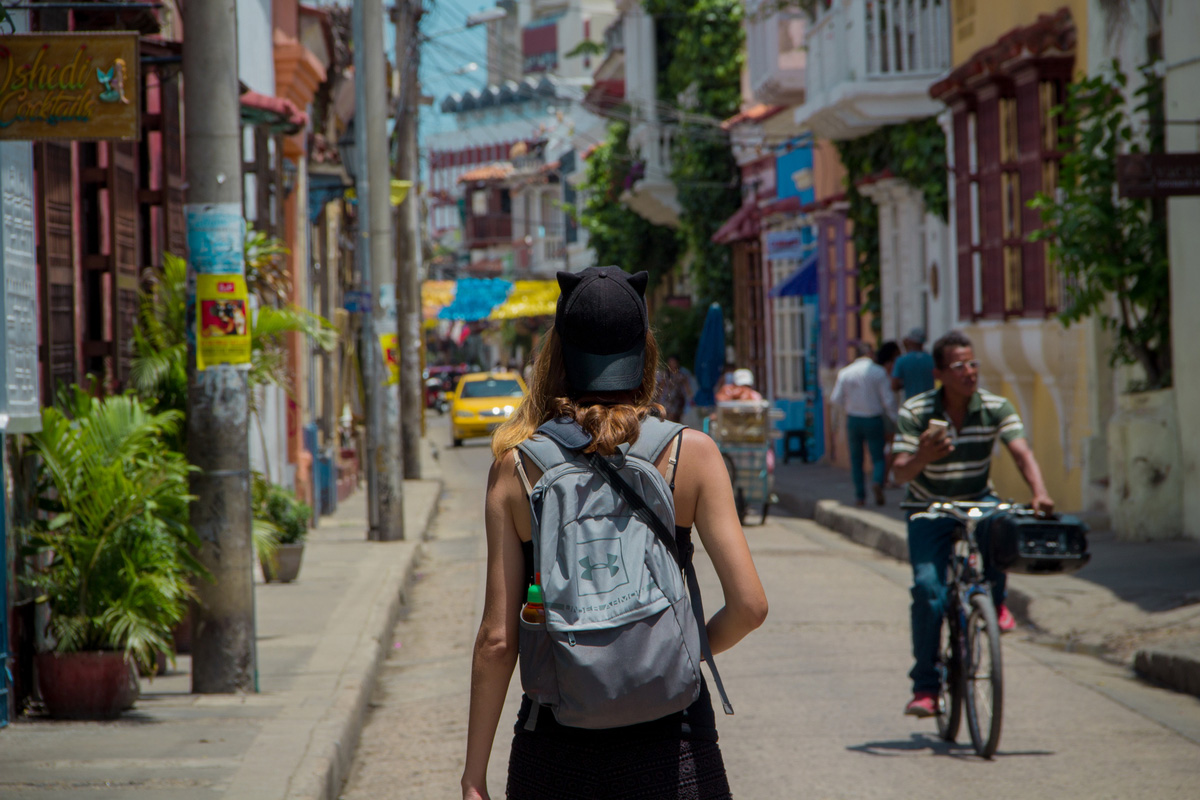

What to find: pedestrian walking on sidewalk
left=830, top=341, right=897, bottom=506
left=890, top=329, right=1055, bottom=718
left=462, top=266, right=768, bottom=800
left=891, top=327, right=936, bottom=400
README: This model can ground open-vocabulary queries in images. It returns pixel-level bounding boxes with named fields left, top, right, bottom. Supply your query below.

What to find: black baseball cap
left=555, top=266, right=649, bottom=392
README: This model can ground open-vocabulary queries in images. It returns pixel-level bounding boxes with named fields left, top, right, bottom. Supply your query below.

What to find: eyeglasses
left=946, top=359, right=980, bottom=372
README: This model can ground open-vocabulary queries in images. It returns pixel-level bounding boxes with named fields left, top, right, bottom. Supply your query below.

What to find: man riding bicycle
left=890, top=330, right=1054, bottom=718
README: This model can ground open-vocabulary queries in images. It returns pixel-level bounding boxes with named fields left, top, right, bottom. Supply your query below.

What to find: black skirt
left=506, top=733, right=732, bottom=800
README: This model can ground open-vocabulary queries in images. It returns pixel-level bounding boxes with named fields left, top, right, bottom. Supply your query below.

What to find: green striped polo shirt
left=893, top=388, right=1026, bottom=501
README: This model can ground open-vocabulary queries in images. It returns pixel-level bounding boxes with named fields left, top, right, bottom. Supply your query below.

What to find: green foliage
left=131, top=252, right=189, bottom=428
left=21, top=389, right=207, bottom=672
left=570, top=120, right=680, bottom=289
left=573, top=2, right=744, bottom=306
left=1028, top=62, right=1171, bottom=390
left=252, top=474, right=311, bottom=546
left=244, top=225, right=292, bottom=303
left=652, top=304, right=707, bottom=372
left=835, top=118, right=948, bottom=332
left=647, top=0, right=745, bottom=305
left=564, top=39, right=604, bottom=58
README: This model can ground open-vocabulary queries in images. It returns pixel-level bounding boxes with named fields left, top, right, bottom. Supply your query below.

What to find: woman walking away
left=461, top=266, right=768, bottom=800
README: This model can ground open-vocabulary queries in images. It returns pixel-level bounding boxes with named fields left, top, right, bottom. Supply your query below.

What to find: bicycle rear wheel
left=935, top=610, right=963, bottom=742
left=964, top=593, right=1003, bottom=758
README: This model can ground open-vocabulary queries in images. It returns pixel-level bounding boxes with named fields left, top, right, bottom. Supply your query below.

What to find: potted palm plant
left=22, top=387, right=206, bottom=719
left=254, top=476, right=311, bottom=583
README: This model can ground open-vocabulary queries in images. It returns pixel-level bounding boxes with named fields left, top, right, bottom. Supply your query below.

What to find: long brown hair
left=491, top=325, right=663, bottom=458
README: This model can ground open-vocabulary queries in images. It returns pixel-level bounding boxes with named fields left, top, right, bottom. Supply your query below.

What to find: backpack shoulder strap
left=516, top=433, right=574, bottom=475
left=629, top=415, right=686, bottom=464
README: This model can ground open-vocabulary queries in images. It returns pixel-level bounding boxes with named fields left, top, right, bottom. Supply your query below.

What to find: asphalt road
left=340, top=419, right=1200, bottom=799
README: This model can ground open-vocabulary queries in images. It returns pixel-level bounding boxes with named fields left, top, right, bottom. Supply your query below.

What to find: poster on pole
left=196, top=274, right=251, bottom=370
left=186, top=203, right=246, bottom=275
left=380, top=333, right=400, bottom=385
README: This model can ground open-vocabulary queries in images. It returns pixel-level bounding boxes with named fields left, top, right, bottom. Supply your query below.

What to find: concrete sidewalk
left=0, top=444, right=444, bottom=800
left=772, top=458, right=1200, bottom=699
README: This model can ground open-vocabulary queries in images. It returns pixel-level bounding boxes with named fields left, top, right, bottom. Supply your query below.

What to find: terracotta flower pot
left=261, top=542, right=305, bottom=583
left=36, top=651, right=139, bottom=720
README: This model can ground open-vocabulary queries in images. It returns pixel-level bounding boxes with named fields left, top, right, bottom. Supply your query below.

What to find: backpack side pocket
left=518, top=616, right=557, bottom=707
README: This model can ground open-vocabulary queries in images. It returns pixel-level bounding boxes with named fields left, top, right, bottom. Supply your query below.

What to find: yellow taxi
left=450, top=371, right=527, bottom=446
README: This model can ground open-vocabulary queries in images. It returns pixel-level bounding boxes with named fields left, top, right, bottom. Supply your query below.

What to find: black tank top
left=515, top=530, right=719, bottom=742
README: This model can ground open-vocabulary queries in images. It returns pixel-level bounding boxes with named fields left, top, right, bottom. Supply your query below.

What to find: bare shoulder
left=673, top=427, right=725, bottom=480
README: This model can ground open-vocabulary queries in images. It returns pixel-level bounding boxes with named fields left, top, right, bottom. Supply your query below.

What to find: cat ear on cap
left=627, top=271, right=649, bottom=297
left=557, top=271, right=583, bottom=294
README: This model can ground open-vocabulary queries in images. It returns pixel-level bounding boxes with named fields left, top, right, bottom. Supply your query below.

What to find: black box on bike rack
left=989, top=512, right=1091, bottom=575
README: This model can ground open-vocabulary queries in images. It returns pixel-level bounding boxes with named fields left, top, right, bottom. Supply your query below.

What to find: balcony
left=623, top=122, right=681, bottom=228
left=465, top=213, right=513, bottom=249
left=794, top=0, right=951, bottom=140
left=745, top=0, right=807, bottom=106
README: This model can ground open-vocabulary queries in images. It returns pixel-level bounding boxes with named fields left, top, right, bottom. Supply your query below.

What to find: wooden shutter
left=161, top=74, right=187, bottom=258
left=1015, top=68, right=1046, bottom=315
left=110, top=142, right=141, bottom=387
left=975, top=84, right=1004, bottom=319
left=35, top=142, right=78, bottom=402
left=951, top=100, right=974, bottom=322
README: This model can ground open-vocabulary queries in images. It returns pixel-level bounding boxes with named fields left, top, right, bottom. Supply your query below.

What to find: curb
left=285, top=479, right=443, bottom=800
left=800, top=497, right=1200, bottom=700
left=1134, top=648, right=1200, bottom=700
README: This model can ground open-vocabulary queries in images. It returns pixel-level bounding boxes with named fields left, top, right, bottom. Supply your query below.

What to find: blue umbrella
left=692, top=302, right=725, bottom=407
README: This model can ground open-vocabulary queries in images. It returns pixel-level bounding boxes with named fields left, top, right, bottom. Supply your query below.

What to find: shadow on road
left=847, top=733, right=1054, bottom=759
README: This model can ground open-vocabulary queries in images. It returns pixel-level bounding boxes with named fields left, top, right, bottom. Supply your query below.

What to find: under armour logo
left=579, top=554, right=620, bottom=581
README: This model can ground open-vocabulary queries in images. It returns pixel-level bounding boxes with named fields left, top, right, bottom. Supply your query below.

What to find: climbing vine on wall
left=646, top=0, right=745, bottom=306
left=569, top=120, right=680, bottom=289
left=835, top=118, right=948, bottom=332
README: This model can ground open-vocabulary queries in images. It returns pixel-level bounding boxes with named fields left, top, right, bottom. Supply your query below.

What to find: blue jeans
left=846, top=415, right=886, bottom=501
left=907, top=502, right=1007, bottom=693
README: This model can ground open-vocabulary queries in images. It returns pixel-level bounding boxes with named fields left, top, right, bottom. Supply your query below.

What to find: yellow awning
left=489, top=280, right=560, bottom=320
left=422, top=280, right=457, bottom=320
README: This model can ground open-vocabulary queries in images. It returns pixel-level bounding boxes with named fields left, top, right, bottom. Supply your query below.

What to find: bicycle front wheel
left=964, top=593, right=1004, bottom=758
left=936, top=609, right=963, bottom=742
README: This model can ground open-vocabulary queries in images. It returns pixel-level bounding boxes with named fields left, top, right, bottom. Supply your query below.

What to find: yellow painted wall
left=951, top=0, right=1089, bottom=71
left=963, top=322, right=1093, bottom=512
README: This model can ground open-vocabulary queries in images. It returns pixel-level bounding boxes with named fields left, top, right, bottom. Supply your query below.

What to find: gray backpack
left=513, top=415, right=732, bottom=730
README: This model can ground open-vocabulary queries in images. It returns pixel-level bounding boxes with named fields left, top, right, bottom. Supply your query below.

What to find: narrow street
left=341, top=418, right=1200, bottom=799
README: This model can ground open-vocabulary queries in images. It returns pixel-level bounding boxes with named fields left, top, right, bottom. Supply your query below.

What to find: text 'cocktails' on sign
left=0, top=32, right=140, bottom=141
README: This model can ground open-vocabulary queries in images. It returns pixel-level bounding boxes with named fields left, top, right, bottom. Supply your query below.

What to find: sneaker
left=904, top=691, right=938, bottom=718
left=872, top=484, right=886, bottom=506
left=997, top=604, right=1016, bottom=633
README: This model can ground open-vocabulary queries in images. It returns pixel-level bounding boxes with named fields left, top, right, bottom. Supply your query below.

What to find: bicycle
left=902, top=499, right=1014, bottom=759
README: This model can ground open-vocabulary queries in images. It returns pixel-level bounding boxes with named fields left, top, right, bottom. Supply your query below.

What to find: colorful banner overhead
left=0, top=33, right=141, bottom=141
left=438, top=278, right=512, bottom=321
left=489, top=280, right=559, bottom=320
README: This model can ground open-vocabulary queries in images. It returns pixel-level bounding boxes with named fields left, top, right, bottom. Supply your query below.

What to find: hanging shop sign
left=0, top=32, right=140, bottom=141
left=196, top=275, right=251, bottom=371
left=1117, top=153, right=1200, bottom=198
left=766, top=230, right=806, bottom=261
left=0, top=142, right=40, bottom=432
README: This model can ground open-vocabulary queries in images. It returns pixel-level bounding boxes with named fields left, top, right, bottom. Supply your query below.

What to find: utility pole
left=184, top=0, right=255, bottom=693
left=355, top=0, right=406, bottom=539
left=395, top=0, right=424, bottom=479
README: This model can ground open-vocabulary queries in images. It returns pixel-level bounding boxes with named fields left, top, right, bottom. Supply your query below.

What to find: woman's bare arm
left=461, top=453, right=527, bottom=799
left=675, top=430, right=768, bottom=654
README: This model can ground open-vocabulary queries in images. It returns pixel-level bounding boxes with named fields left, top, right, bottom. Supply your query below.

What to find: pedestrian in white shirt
left=830, top=341, right=898, bottom=506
